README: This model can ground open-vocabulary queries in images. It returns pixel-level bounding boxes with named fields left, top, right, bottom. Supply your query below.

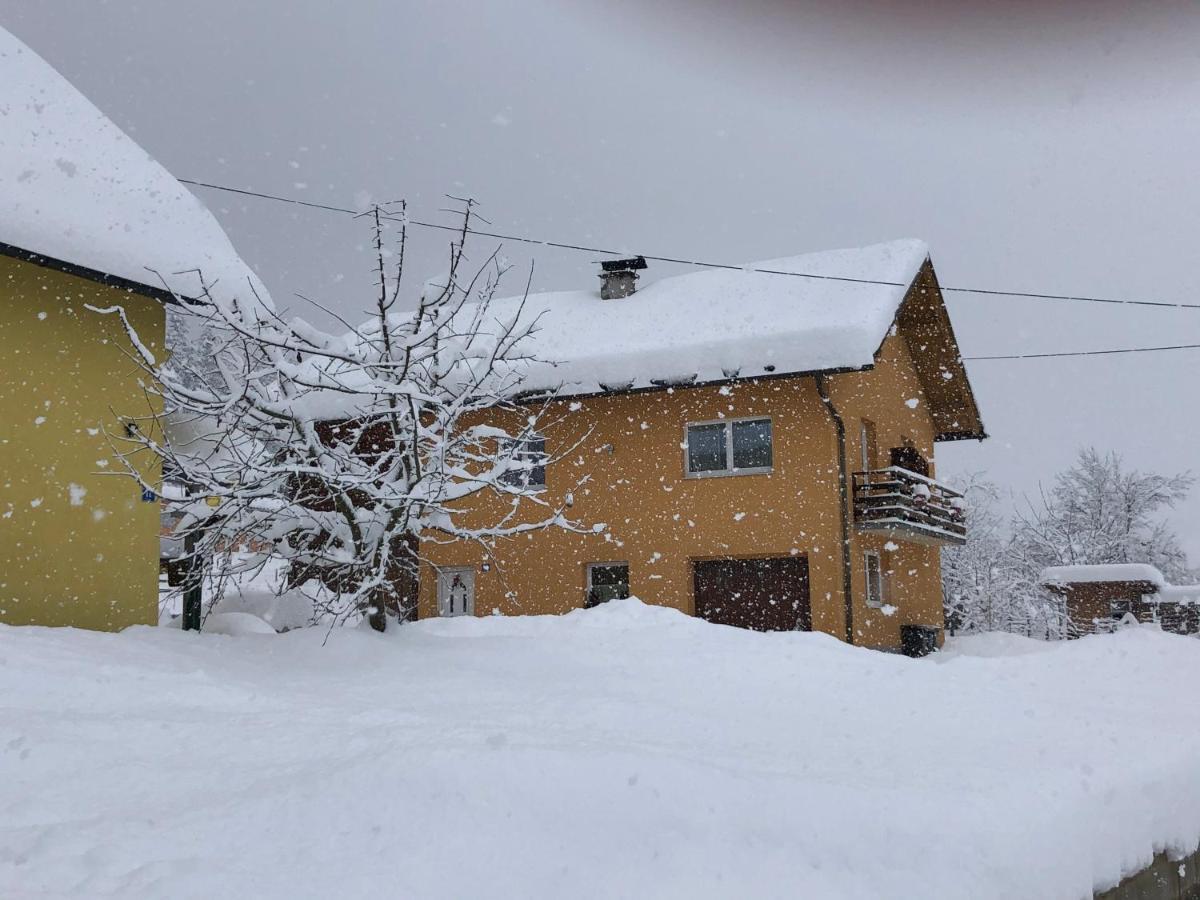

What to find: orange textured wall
left=419, top=330, right=947, bottom=650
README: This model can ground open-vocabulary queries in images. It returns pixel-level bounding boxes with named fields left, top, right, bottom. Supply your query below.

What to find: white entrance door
left=437, top=568, right=475, bottom=617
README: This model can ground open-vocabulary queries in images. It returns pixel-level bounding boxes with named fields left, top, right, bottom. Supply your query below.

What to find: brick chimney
left=599, top=256, right=647, bottom=300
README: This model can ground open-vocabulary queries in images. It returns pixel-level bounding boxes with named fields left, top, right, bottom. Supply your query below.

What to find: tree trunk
left=366, top=587, right=389, bottom=632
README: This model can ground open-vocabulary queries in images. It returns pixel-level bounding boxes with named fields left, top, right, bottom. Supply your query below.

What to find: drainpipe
left=816, top=374, right=855, bottom=645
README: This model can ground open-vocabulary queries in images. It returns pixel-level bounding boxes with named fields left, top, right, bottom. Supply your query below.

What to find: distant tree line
left=942, top=448, right=1194, bottom=639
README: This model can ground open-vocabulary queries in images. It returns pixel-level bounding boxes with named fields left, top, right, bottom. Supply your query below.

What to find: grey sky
left=6, top=1, right=1200, bottom=556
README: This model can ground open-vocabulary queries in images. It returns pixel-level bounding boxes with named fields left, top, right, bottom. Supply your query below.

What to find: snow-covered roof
left=1155, top=584, right=1200, bottom=605
left=1040, top=564, right=1168, bottom=588
left=1040, top=564, right=1200, bottom=604
left=490, top=239, right=930, bottom=396
left=0, top=26, right=271, bottom=312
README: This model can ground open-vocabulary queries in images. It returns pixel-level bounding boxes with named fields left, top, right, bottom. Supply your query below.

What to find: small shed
left=1040, top=564, right=1200, bottom=637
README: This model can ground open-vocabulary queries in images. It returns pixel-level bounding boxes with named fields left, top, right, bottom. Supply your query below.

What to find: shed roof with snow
left=0, top=26, right=270, bottom=311
left=1041, top=564, right=1200, bottom=605
left=490, top=239, right=984, bottom=440
left=1040, top=564, right=1169, bottom=589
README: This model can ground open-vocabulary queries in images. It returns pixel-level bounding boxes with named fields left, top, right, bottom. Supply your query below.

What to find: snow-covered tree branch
left=97, top=200, right=593, bottom=631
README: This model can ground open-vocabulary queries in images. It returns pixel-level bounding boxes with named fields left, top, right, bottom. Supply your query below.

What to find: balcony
left=852, top=467, right=967, bottom=546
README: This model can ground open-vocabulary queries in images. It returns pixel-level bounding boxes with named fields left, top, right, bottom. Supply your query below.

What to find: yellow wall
left=832, top=333, right=943, bottom=648
left=0, top=254, right=165, bottom=630
left=419, top=328, right=947, bottom=650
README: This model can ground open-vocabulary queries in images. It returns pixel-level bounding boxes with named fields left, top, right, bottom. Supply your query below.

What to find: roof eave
left=510, top=362, right=875, bottom=407
left=0, top=239, right=182, bottom=305
left=884, top=256, right=987, bottom=443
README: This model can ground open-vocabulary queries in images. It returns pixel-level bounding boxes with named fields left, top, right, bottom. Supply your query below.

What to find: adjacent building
left=0, top=27, right=268, bottom=630
left=1041, top=564, right=1200, bottom=636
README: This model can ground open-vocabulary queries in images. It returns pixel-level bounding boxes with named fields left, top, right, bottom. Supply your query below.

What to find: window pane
left=687, top=423, right=727, bottom=472
left=865, top=554, right=882, bottom=606
left=589, top=564, right=626, bottom=587
left=731, top=419, right=772, bottom=470
left=500, top=436, right=546, bottom=488
left=587, top=564, right=629, bottom=608
left=525, top=437, right=547, bottom=488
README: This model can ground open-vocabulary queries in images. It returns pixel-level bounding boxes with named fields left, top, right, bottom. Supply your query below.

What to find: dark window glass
left=500, top=435, right=547, bottom=489
left=525, top=436, right=547, bottom=488
left=865, top=553, right=883, bottom=607
left=732, top=419, right=772, bottom=470
left=687, top=423, right=727, bottom=473
left=587, top=563, right=630, bottom=608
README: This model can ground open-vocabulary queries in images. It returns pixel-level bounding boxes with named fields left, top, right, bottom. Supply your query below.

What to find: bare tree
left=945, top=450, right=1194, bottom=640
left=942, top=475, right=1018, bottom=634
left=1009, top=448, right=1193, bottom=583
left=95, top=200, right=592, bottom=631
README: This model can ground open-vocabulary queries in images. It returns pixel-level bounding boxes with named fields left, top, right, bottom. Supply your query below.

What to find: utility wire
left=963, top=342, right=1200, bottom=361
left=180, top=177, right=1200, bottom=312
left=180, top=178, right=1200, bottom=362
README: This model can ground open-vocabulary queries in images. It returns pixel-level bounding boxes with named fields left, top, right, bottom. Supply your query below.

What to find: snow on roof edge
left=1040, top=564, right=1167, bottom=588
left=482, top=238, right=931, bottom=398
left=0, top=26, right=273, bottom=315
left=1155, top=584, right=1200, bottom=604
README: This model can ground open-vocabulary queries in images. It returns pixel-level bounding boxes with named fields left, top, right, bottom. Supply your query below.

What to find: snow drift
left=2, top=601, right=1199, bottom=898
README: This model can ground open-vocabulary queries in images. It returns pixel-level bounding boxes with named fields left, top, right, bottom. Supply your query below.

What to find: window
left=1110, top=600, right=1133, bottom=621
left=499, top=435, right=547, bottom=489
left=586, top=563, right=630, bottom=608
left=685, top=418, right=772, bottom=476
left=865, top=551, right=884, bottom=608
left=859, top=419, right=877, bottom=473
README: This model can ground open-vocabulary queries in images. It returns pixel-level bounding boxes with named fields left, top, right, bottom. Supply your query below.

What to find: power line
left=180, top=179, right=361, bottom=216
left=181, top=177, right=1200, bottom=312
left=964, top=342, right=1200, bottom=361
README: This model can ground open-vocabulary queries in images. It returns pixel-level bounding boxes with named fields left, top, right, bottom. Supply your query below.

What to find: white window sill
left=684, top=467, right=773, bottom=480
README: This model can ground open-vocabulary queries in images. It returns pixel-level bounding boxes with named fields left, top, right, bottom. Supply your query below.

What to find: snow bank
left=937, top=630, right=1060, bottom=658
left=486, top=240, right=928, bottom=396
left=197, top=611, right=277, bottom=636
left=0, top=26, right=272, bottom=313
left=159, top=555, right=318, bottom=632
left=2, top=603, right=1199, bottom=898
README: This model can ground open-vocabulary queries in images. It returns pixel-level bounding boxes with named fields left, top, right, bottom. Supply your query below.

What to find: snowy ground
left=2, top=602, right=1198, bottom=899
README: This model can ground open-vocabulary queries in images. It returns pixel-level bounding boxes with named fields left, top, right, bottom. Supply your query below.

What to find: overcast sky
left=6, top=1, right=1200, bottom=557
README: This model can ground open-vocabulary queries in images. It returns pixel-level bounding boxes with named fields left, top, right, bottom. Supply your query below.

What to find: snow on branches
left=97, top=200, right=591, bottom=631
left=943, top=450, right=1195, bottom=639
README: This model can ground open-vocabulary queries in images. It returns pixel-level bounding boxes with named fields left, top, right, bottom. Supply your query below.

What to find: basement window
left=586, top=562, right=630, bottom=608
left=685, top=417, right=772, bottom=477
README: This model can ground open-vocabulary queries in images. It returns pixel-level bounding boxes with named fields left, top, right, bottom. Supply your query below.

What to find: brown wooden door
left=693, top=556, right=811, bottom=632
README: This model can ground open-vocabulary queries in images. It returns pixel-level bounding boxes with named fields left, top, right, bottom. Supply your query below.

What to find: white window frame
left=586, top=561, right=631, bottom=608
left=683, top=416, right=773, bottom=479
left=864, top=551, right=884, bottom=608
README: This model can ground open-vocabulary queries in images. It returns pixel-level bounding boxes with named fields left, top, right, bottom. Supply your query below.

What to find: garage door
left=693, top=556, right=811, bottom=632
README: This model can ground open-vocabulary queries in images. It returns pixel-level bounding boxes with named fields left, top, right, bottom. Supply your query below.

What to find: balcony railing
left=852, top=466, right=967, bottom=546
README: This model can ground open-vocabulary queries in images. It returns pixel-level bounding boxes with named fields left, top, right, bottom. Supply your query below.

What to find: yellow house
left=0, top=247, right=168, bottom=629
left=0, top=26, right=269, bottom=630
left=418, top=243, right=985, bottom=653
